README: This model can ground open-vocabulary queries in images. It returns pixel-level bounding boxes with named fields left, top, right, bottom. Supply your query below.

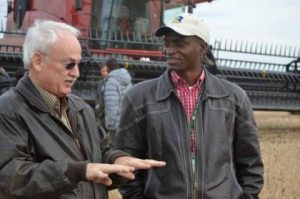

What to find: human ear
left=31, top=52, right=44, bottom=72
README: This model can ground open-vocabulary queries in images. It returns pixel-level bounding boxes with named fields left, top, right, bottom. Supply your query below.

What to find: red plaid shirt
left=170, top=70, right=205, bottom=121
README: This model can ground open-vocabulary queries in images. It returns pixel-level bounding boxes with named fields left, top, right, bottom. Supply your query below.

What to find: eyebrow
left=64, top=57, right=82, bottom=63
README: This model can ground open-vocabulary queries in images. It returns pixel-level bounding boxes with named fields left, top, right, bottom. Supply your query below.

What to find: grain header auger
left=1, top=0, right=300, bottom=111
left=212, top=39, right=300, bottom=111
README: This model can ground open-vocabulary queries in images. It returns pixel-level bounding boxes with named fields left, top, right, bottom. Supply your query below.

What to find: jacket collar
left=201, top=70, right=229, bottom=100
left=16, top=73, right=84, bottom=112
left=155, top=68, right=229, bottom=101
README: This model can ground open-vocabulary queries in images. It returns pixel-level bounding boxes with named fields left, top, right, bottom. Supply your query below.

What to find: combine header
left=0, top=0, right=299, bottom=111
left=212, top=40, right=300, bottom=111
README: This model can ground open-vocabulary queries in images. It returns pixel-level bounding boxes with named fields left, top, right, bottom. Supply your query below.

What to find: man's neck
left=175, top=68, right=203, bottom=86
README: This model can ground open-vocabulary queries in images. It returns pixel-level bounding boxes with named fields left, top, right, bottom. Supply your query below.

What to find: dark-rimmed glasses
left=64, top=59, right=87, bottom=70
left=38, top=52, right=88, bottom=70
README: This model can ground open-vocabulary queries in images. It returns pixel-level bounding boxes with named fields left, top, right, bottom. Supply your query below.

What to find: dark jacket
left=117, top=69, right=264, bottom=199
left=0, top=74, right=127, bottom=199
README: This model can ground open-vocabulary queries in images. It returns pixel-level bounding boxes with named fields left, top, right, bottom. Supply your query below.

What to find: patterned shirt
left=170, top=70, right=205, bottom=121
left=171, top=70, right=205, bottom=171
left=32, top=81, right=72, bottom=132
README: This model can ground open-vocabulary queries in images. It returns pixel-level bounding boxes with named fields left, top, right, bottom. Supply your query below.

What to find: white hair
left=23, top=20, right=81, bottom=69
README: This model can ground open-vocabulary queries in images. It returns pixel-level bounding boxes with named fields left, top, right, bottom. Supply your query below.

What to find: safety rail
left=0, top=44, right=23, bottom=53
left=211, top=39, right=300, bottom=111
left=1, top=35, right=300, bottom=111
left=213, top=39, right=300, bottom=59
left=248, top=91, right=300, bottom=111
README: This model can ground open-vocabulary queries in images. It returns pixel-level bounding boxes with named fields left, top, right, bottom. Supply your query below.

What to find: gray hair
left=23, top=20, right=81, bottom=69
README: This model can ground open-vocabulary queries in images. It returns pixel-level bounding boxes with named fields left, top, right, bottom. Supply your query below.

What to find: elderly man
left=0, top=20, right=165, bottom=199
left=116, top=13, right=264, bottom=199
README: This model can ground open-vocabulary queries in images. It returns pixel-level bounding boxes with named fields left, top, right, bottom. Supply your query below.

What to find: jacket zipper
left=174, top=87, right=202, bottom=199
left=191, top=115, right=198, bottom=199
left=192, top=91, right=204, bottom=199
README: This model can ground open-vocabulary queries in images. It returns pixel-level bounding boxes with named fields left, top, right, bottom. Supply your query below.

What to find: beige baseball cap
left=155, top=13, right=210, bottom=44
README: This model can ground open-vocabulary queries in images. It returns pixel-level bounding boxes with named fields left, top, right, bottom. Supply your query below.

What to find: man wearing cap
left=116, top=13, right=264, bottom=199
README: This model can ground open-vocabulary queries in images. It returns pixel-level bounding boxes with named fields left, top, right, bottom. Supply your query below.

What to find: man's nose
left=70, top=64, right=80, bottom=78
left=164, top=47, right=176, bottom=55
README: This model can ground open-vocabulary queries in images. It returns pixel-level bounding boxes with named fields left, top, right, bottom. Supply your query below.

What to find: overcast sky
left=195, top=0, right=299, bottom=47
left=0, top=0, right=299, bottom=48
left=0, top=0, right=7, bottom=33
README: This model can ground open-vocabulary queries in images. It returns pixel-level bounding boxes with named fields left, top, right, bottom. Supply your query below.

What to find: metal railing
left=1, top=31, right=300, bottom=111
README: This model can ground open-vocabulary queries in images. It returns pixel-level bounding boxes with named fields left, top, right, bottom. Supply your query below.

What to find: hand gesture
left=114, top=156, right=166, bottom=170
left=86, top=163, right=135, bottom=186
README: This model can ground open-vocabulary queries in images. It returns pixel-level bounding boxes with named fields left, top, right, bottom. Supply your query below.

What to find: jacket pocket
left=147, top=100, right=171, bottom=115
left=204, top=161, right=244, bottom=199
left=230, top=165, right=244, bottom=195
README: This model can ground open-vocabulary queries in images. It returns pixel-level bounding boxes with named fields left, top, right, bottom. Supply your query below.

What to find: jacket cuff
left=65, top=161, right=88, bottom=184
left=107, top=150, right=131, bottom=164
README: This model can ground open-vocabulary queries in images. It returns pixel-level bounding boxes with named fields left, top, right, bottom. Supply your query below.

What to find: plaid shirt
left=171, top=70, right=205, bottom=171
left=170, top=70, right=205, bottom=121
left=32, top=81, right=72, bottom=132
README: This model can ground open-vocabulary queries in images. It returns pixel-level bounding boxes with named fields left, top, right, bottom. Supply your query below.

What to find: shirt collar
left=170, top=70, right=205, bottom=89
left=31, top=81, right=69, bottom=114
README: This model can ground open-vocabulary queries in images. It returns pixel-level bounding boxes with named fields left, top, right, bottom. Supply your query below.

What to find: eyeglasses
left=39, top=52, right=88, bottom=70
left=64, top=62, right=78, bottom=70
left=64, top=59, right=87, bottom=70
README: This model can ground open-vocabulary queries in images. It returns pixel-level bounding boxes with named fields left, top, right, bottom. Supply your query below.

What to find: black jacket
left=0, top=74, right=127, bottom=199
left=117, top=69, right=264, bottom=199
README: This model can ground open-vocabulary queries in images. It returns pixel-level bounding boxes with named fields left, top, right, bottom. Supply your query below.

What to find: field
left=109, top=111, right=300, bottom=199
left=256, top=111, right=300, bottom=199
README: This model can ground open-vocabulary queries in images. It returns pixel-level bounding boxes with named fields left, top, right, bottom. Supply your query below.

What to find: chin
left=169, top=65, right=184, bottom=72
left=58, top=89, right=72, bottom=97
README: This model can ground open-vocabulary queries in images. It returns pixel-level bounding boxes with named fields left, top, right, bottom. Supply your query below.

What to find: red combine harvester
left=1, top=0, right=211, bottom=56
left=1, top=0, right=300, bottom=111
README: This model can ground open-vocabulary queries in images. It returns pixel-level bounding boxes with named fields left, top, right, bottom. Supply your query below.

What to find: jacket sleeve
left=115, top=94, right=147, bottom=199
left=104, top=78, right=121, bottom=131
left=0, top=113, right=87, bottom=199
left=234, top=92, right=264, bottom=199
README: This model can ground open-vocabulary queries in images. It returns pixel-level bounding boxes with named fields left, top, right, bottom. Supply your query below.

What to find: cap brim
left=155, top=26, right=171, bottom=36
left=155, top=26, right=194, bottom=37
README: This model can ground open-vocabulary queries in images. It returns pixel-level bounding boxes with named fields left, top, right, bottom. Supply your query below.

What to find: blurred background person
left=104, top=58, right=132, bottom=146
left=95, top=63, right=109, bottom=130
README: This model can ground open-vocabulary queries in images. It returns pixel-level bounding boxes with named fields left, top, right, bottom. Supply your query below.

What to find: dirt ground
left=255, top=111, right=300, bottom=199
left=109, top=111, right=300, bottom=199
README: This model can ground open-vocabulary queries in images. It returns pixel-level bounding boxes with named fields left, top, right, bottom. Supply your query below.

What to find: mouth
left=65, top=79, right=76, bottom=86
left=167, top=58, right=180, bottom=65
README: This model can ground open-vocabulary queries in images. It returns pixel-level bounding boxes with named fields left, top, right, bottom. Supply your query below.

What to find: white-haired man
left=0, top=20, right=165, bottom=199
